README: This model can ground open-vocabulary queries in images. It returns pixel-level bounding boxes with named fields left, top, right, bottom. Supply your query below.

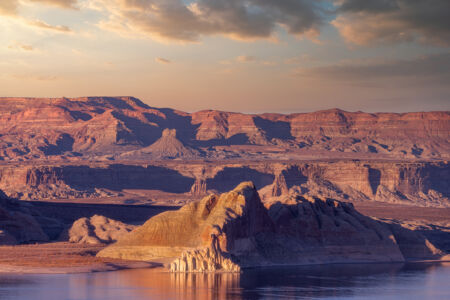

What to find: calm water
left=0, top=263, right=449, bottom=300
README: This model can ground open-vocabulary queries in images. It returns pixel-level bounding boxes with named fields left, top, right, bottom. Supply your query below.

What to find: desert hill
left=0, top=96, right=448, bottom=161
left=98, top=182, right=444, bottom=272
left=121, top=128, right=200, bottom=159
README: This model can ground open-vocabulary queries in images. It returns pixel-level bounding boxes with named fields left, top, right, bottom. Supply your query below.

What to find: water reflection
left=0, top=263, right=449, bottom=300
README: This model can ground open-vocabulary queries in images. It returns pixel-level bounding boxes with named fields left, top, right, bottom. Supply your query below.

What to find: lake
left=0, top=262, right=449, bottom=300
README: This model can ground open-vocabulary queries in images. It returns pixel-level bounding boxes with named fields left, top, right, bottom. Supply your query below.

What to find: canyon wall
left=0, top=160, right=447, bottom=207
left=0, top=97, right=448, bottom=161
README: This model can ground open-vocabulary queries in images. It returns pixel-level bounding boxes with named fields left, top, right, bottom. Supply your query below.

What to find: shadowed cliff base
left=1, top=160, right=447, bottom=208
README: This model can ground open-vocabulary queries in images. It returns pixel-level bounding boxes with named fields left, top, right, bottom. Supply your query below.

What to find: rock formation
left=0, top=191, right=49, bottom=244
left=0, top=96, right=447, bottom=208
left=121, top=128, right=200, bottom=159
left=98, top=182, right=444, bottom=272
left=66, top=215, right=136, bottom=245
left=0, top=97, right=448, bottom=161
left=1, top=160, right=447, bottom=208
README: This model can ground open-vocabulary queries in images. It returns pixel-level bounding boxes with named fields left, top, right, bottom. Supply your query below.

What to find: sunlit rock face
left=65, top=215, right=136, bottom=245
left=98, top=182, right=444, bottom=272
left=0, top=97, right=448, bottom=161
left=98, top=182, right=273, bottom=271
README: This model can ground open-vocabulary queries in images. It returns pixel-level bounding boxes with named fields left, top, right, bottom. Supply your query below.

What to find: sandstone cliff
left=64, top=215, right=136, bottom=245
left=98, top=182, right=443, bottom=272
left=0, top=97, right=448, bottom=161
left=1, top=160, right=447, bottom=207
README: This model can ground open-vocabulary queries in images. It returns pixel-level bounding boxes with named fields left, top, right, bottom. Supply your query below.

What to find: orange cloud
left=27, top=19, right=72, bottom=32
left=0, top=0, right=18, bottom=15
left=8, top=42, right=34, bottom=51
left=0, top=0, right=74, bottom=33
left=29, top=0, right=77, bottom=8
left=155, top=57, right=171, bottom=64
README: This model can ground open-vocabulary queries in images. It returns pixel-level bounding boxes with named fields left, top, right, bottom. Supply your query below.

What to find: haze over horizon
left=1, top=0, right=449, bottom=113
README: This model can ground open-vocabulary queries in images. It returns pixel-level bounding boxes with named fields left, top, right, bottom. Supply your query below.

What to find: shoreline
left=1, top=253, right=448, bottom=275
left=0, top=261, right=159, bottom=274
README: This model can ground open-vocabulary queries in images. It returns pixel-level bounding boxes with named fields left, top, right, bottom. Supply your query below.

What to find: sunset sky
left=0, top=0, right=449, bottom=113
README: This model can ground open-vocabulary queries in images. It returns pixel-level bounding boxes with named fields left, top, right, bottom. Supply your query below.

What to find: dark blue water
left=0, top=262, right=449, bottom=300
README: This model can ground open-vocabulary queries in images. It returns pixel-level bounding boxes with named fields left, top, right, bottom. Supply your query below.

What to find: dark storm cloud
left=337, top=0, right=399, bottom=13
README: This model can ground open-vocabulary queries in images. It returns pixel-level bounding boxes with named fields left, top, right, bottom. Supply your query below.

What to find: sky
left=0, top=0, right=449, bottom=113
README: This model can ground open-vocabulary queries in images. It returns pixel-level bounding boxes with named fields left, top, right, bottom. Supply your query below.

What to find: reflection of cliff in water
left=115, top=269, right=241, bottom=300
left=0, top=263, right=448, bottom=300
left=114, top=263, right=447, bottom=300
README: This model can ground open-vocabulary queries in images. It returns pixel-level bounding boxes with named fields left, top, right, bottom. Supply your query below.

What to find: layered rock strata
left=0, top=97, right=448, bottom=161
left=98, top=182, right=444, bottom=272
left=1, top=160, right=447, bottom=207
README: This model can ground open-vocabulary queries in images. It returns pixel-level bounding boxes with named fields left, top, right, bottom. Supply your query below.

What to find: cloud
left=0, top=0, right=18, bottom=15
left=29, top=0, right=78, bottom=9
left=332, top=0, right=450, bottom=46
left=10, top=73, right=60, bottom=81
left=155, top=57, right=171, bottom=64
left=0, top=0, right=74, bottom=33
left=0, top=0, right=77, bottom=16
left=8, top=41, right=34, bottom=51
left=91, top=0, right=325, bottom=43
left=27, top=19, right=72, bottom=32
left=236, top=55, right=256, bottom=63
left=293, top=52, right=450, bottom=84
left=284, top=54, right=313, bottom=65
left=220, top=55, right=276, bottom=66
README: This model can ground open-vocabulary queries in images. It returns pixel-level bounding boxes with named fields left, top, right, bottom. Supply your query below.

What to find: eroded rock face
left=1, top=160, right=447, bottom=208
left=121, top=128, right=200, bottom=159
left=0, top=192, right=49, bottom=244
left=169, top=244, right=240, bottom=273
left=98, top=182, right=444, bottom=272
left=0, top=97, right=448, bottom=161
left=66, top=215, right=136, bottom=245
left=98, top=182, right=273, bottom=272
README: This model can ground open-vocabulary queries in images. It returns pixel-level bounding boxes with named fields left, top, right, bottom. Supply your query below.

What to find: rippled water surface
left=0, top=263, right=449, bottom=300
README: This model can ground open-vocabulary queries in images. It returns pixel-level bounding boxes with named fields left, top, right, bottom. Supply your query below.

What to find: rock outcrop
left=121, top=128, right=200, bottom=159
left=98, top=182, right=273, bottom=271
left=98, top=182, right=444, bottom=272
left=0, top=191, right=49, bottom=244
left=66, top=215, right=136, bottom=245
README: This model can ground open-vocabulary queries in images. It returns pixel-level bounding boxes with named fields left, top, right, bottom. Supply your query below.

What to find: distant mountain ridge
left=0, top=96, right=448, bottom=161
